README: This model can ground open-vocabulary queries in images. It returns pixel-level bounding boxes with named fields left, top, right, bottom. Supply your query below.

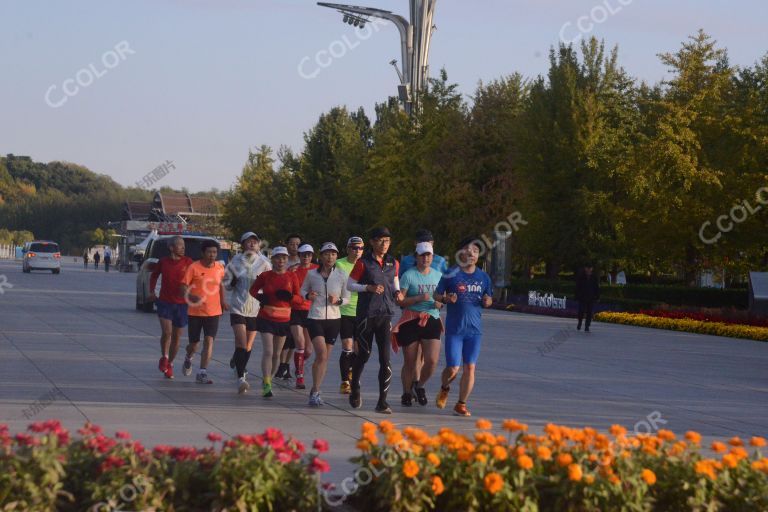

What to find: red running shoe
left=159, top=356, right=169, bottom=373
left=164, top=363, right=174, bottom=379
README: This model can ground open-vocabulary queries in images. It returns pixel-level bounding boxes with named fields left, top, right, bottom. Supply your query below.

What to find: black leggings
left=577, top=301, right=594, bottom=327
left=351, top=316, right=392, bottom=401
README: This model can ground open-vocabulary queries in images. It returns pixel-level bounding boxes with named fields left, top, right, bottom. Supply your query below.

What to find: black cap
left=369, top=227, right=392, bottom=239
left=415, top=229, right=434, bottom=243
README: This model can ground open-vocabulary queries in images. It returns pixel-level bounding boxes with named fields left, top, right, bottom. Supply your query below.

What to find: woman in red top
left=249, top=246, right=302, bottom=398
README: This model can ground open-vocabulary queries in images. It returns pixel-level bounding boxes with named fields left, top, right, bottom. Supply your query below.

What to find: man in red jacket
left=149, top=236, right=193, bottom=379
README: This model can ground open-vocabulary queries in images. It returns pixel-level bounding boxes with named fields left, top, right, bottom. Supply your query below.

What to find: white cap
left=240, top=231, right=260, bottom=243
left=271, top=246, right=289, bottom=257
left=415, top=242, right=433, bottom=255
left=320, top=242, right=339, bottom=253
left=298, top=244, right=314, bottom=254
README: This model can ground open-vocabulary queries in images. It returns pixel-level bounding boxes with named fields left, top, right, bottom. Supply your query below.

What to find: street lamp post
left=318, top=0, right=437, bottom=115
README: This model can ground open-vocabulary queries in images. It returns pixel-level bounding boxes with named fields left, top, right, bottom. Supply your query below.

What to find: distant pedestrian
left=93, top=251, right=101, bottom=270
left=83, top=249, right=89, bottom=269
left=576, top=264, right=600, bottom=332
left=104, top=247, right=112, bottom=272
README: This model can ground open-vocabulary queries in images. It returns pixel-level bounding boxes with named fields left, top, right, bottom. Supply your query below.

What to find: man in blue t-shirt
left=434, top=237, right=493, bottom=417
left=399, top=229, right=449, bottom=277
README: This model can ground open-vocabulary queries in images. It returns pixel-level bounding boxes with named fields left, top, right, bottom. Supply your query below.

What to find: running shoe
left=295, top=376, right=306, bottom=389
left=196, top=371, right=213, bottom=384
left=453, top=402, right=471, bottom=417
left=182, top=356, right=193, bottom=377
left=339, top=381, right=351, bottom=394
left=274, top=362, right=287, bottom=379
left=401, top=393, right=413, bottom=407
left=262, top=381, right=273, bottom=398
left=436, top=386, right=450, bottom=409
left=349, top=387, right=362, bottom=409
left=375, top=400, right=392, bottom=414
left=283, top=366, right=293, bottom=380
left=414, top=386, right=428, bottom=406
left=238, top=376, right=250, bottom=394
left=158, top=356, right=169, bottom=373
left=164, top=363, right=174, bottom=379
left=309, top=391, right=323, bottom=407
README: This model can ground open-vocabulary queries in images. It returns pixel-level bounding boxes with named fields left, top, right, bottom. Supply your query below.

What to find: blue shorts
left=445, top=333, right=482, bottom=367
left=156, top=300, right=189, bottom=328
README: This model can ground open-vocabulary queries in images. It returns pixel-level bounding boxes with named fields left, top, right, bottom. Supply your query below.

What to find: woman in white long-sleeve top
left=300, top=242, right=351, bottom=406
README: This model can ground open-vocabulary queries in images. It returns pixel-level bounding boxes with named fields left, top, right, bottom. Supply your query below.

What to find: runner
left=248, top=246, right=303, bottom=398
left=224, top=232, right=272, bottom=394
left=346, top=227, right=403, bottom=414
left=289, top=244, right=318, bottom=389
left=149, top=236, right=193, bottom=379
left=392, top=241, right=443, bottom=407
left=434, top=237, right=493, bottom=417
left=335, top=236, right=364, bottom=394
left=301, top=242, right=351, bottom=406
left=275, top=233, right=303, bottom=380
left=180, top=239, right=229, bottom=385
left=398, top=229, right=449, bottom=276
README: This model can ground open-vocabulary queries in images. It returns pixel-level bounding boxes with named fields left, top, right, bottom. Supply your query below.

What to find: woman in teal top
left=393, top=242, right=444, bottom=407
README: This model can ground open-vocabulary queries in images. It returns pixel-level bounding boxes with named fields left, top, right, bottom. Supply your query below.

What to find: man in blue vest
left=346, top=227, right=403, bottom=414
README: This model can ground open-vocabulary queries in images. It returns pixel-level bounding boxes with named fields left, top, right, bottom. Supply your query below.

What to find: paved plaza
left=1, top=258, right=767, bottom=484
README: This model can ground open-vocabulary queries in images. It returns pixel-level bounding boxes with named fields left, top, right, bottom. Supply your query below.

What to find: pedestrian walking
left=93, top=251, right=101, bottom=270
left=104, top=247, right=112, bottom=272
left=301, top=242, right=351, bottom=406
left=576, top=264, right=600, bottom=332
left=83, top=249, right=89, bottom=269
left=225, top=232, right=271, bottom=394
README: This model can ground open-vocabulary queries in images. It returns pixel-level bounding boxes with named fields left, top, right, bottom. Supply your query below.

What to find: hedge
left=595, top=312, right=768, bottom=342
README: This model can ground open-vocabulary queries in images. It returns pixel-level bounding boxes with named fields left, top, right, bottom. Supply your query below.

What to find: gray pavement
left=1, top=258, right=767, bottom=487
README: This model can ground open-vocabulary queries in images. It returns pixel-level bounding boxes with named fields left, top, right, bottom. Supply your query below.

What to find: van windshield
left=150, top=238, right=206, bottom=261
left=30, top=243, right=59, bottom=253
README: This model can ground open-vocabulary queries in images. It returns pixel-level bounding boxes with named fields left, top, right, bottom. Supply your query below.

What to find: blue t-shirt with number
left=436, top=267, right=493, bottom=335
left=400, top=267, right=442, bottom=319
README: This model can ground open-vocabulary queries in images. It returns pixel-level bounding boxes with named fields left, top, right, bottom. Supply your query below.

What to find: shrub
left=595, top=312, right=768, bottom=342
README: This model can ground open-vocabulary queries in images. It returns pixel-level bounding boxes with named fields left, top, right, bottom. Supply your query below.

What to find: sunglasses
left=347, top=246, right=364, bottom=251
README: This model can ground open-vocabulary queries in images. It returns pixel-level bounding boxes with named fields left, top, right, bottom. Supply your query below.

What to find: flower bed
left=345, top=419, right=768, bottom=512
left=0, top=421, right=328, bottom=511
left=594, top=312, right=768, bottom=341
left=637, top=309, right=768, bottom=328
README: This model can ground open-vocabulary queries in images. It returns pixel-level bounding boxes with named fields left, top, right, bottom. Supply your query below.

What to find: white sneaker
left=182, top=356, right=193, bottom=376
left=309, top=391, right=323, bottom=407
left=196, top=371, right=213, bottom=384
left=238, top=376, right=250, bottom=394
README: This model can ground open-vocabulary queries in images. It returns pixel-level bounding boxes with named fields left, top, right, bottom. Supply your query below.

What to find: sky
left=1, top=0, right=767, bottom=192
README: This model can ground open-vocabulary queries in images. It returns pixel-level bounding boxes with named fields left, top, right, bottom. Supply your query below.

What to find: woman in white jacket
left=224, top=232, right=271, bottom=394
left=301, top=242, right=351, bottom=406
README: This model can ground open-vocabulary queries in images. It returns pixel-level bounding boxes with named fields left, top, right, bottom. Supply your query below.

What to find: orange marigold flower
left=728, top=436, right=743, bottom=447
left=695, top=460, right=718, bottom=480
left=685, top=431, right=702, bottom=444
left=568, top=463, right=583, bottom=482
left=750, top=436, right=766, bottom=448
left=402, top=459, right=419, bottom=479
left=427, top=452, right=441, bottom=467
left=476, top=418, right=492, bottom=430
left=514, top=445, right=526, bottom=456
left=711, top=441, right=727, bottom=453
left=370, top=458, right=381, bottom=466
left=669, top=442, right=687, bottom=456
left=503, top=419, right=528, bottom=432
left=475, top=453, right=488, bottom=464
left=362, top=422, right=377, bottom=435
left=609, top=475, right=621, bottom=485
left=536, top=446, right=552, bottom=461
left=362, top=431, right=379, bottom=445
left=492, top=446, right=508, bottom=461
left=585, top=474, right=595, bottom=485
left=517, top=454, right=534, bottom=470
left=432, top=476, right=445, bottom=496
left=620, top=450, right=631, bottom=459
left=751, top=460, right=765, bottom=472
left=484, top=472, right=504, bottom=494
left=609, top=424, right=627, bottom=437
left=457, top=450, right=472, bottom=462
left=379, top=421, right=395, bottom=434
left=588, top=454, right=598, bottom=463
left=356, top=440, right=371, bottom=452
left=641, top=469, right=656, bottom=485
left=385, top=430, right=404, bottom=446
left=557, top=453, right=573, bottom=467
left=730, top=446, right=748, bottom=460
left=722, top=453, right=738, bottom=469
left=657, top=430, right=676, bottom=442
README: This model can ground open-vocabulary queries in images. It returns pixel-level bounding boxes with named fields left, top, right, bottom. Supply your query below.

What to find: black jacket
left=575, top=271, right=600, bottom=302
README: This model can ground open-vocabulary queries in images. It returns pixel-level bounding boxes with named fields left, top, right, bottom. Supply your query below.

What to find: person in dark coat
left=93, top=251, right=101, bottom=270
left=575, top=264, right=600, bottom=332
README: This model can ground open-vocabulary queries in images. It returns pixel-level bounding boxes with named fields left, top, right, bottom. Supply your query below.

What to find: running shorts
left=307, top=318, right=341, bottom=344
left=188, top=315, right=220, bottom=343
left=445, top=333, right=482, bottom=367
left=156, top=300, right=189, bottom=328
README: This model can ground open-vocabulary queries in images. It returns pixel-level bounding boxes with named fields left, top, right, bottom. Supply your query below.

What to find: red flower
left=57, top=431, right=71, bottom=445
left=115, top=431, right=131, bottom=440
left=236, top=434, right=255, bottom=445
left=313, top=439, right=330, bottom=453
left=29, top=422, right=46, bottom=433
left=153, top=445, right=173, bottom=457
left=277, top=450, right=294, bottom=463
left=99, top=455, right=126, bottom=473
left=14, top=433, right=39, bottom=446
left=207, top=432, right=223, bottom=443
left=310, top=457, right=331, bottom=473
left=291, top=439, right=306, bottom=454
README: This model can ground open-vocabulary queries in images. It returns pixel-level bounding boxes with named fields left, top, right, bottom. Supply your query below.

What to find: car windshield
left=150, top=238, right=208, bottom=261
left=30, top=243, right=59, bottom=253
